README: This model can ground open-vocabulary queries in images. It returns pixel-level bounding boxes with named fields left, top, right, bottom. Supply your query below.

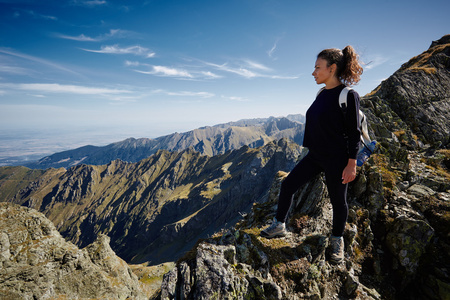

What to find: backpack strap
left=341, top=87, right=372, bottom=149
left=317, top=86, right=352, bottom=111
left=339, top=86, right=352, bottom=111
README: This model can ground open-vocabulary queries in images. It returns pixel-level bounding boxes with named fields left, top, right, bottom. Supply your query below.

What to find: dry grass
left=402, top=44, right=450, bottom=74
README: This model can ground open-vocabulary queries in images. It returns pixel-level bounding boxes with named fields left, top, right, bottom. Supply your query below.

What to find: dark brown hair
left=317, top=45, right=363, bottom=86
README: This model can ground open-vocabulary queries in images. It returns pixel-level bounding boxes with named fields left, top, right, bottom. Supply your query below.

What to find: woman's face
left=312, top=57, right=334, bottom=85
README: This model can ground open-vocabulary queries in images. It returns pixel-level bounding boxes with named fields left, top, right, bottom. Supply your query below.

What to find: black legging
left=275, top=151, right=349, bottom=237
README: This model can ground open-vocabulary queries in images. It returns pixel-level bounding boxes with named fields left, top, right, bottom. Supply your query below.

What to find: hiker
left=261, top=46, right=363, bottom=264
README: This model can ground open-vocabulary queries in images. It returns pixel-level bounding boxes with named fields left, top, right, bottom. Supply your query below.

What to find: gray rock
left=386, top=216, right=434, bottom=284
left=406, top=183, right=436, bottom=198
left=0, top=203, right=147, bottom=300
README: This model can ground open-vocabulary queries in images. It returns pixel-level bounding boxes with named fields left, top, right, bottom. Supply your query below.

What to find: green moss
left=371, top=154, right=401, bottom=191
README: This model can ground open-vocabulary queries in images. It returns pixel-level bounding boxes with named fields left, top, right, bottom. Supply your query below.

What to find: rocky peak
left=430, top=34, right=450, bottom=48
left=0, top=202, right=148, bottom=299
left=365, top=34, right=450, bottom=149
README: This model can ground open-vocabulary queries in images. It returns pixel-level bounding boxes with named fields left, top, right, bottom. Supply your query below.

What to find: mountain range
left=21, top=114, right=305, bottom=170
left=0, top=35, right=449, bottom=299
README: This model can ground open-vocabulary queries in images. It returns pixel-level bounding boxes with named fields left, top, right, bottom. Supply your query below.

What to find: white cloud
left=221, top=95, right=249, bottom=102
left=71, top=0, right=107, bottom=6
left=136, top=65, right=193, bottom=78
left=84, top=0, right=107, bottom=5
left=56, top=29, right=132, bottom=42
left=270, top=75, right=299, bottom=80
left=21, top=10, right=57, bottom=21
left=205, top=60, right=296, bottom=80
left=125, top=60, right=140, bottom=67
left=167, top=91, right=214, bottom=98
left=153, top=66, right=190, bottom=77
left=0, top=64, right=29, bottom=75
left=13, top=83, right=131, bottom=95
left=108, top=95, right=139, bottom=104
left=201, top=71, right=222, bottom=79
left=205, top=62, right=259, bottom=79
left=268, top=42, right=277, bottom=58
left=150, top=89, right=214, bottom=98
left=244, top=60, right=272, bottom=71
left=364, top=54, right=389, bottom=70
left=82, top=45, right=156, bottom=58
left=58, top=33, right=97, bottom=42
left=0, top=48, right=82, bottom=76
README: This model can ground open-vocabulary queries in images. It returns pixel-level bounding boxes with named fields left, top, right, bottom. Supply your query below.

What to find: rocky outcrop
left=0, top=202, right=148, bottom=300
left=365, top=34, right=450, bottom=149
left=160, top=149, right=449, bottom=300
left=23, top=115, right=305, bottom=169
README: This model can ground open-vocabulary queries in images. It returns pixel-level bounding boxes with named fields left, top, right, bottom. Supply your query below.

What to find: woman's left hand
left=342, top=159, right=357, bottom=184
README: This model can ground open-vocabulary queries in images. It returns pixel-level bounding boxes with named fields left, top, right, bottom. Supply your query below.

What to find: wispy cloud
left=129, top=60, right=221, bottom=80
left=201, top=71, right=222, bottom=79
left=84, top=0, right=107, bottom=5
left=82, top=45, right=155, bottom=58
left=15, top=10, right=57, bottom=21
left=166, top=91, right=214, bottom=98
left=135, top=65, right=193, bottom=78
left=0, top=64, right=29, bottom=75
left=27, top=94, right=46, bottom=98
left=55, top=29, right=132, bottom=42
left=149, top=89, right=215, bottom=98
left=9, top=83, right=131, bottom=95
left=268, top=42, right=277, bottom=58
left=205, top=59, right=296, bottom=80
left=0, top=48, right=81, bottom=76
left=58, top=33, right=97, bottom=42
left=268, top=36, right=283, bottom=59
left=364, top=54, right=389, bottom=70
left=221, top=95, right=249, bottom=102
left=125, top=60, right=140, bottom=67
left=270, top=74, right=299, bottom=79
left=128, top=57, right=293, bottom=81
left=205, top=62, right=259, bottom=79
left=244, top=60, right=272, bottom=71
left=71, top=0, right=107, bottom=7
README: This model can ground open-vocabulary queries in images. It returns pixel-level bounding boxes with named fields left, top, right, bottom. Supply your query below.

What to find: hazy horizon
left=0, top=112, right=302, bottom=163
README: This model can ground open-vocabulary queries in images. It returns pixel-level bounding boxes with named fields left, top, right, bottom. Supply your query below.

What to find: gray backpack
left=317, top=86, right=376, bottom=166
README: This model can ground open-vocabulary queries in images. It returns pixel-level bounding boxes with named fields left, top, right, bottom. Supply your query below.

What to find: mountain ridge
left=20, top=114, right=305, bottom=170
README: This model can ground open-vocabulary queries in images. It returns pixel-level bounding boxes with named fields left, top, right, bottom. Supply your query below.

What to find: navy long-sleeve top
left=303, top=84, right=361, bottom=160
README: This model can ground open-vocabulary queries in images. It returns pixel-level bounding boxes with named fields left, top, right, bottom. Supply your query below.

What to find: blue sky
left=0, top=0, right=449, bottom=158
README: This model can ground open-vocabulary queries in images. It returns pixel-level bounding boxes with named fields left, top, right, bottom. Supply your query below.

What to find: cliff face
left=159, top=35, right=450, bottom=299
left=0, top=139, right=302, bottom=265
left=0, top=202, right=148, bottom=300
left=366, top=34, right=450, bottom=149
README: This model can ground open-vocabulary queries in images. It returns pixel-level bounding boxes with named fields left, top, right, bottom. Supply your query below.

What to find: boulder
left=0, top=202, right=147, bottom=300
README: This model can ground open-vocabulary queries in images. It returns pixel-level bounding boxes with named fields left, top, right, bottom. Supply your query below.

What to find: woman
left=261, top=46, right=363, bottom=264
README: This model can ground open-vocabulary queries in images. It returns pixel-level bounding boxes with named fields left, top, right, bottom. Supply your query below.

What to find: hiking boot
left=330, top=235, right=344, bottom=264
left=260, top=218, right=286, bottom=238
